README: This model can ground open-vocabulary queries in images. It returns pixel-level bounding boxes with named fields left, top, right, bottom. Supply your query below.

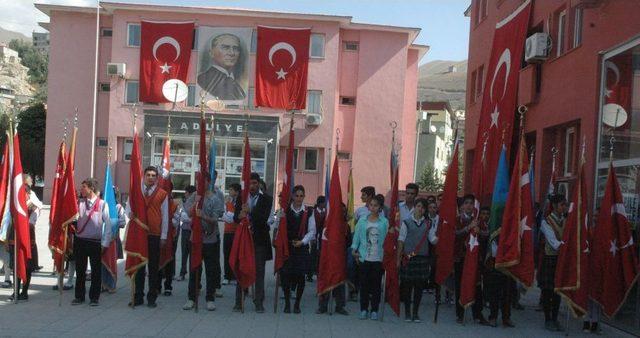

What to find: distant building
left=415, top=101, right=455, bottom=182
left=0, top=44, right=32, bottom=110
left=32, top=32, right=49, bottom=54
left=0, top=44, right=20, bottom=64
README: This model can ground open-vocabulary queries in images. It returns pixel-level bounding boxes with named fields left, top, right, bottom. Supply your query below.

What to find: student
left=351, top=194, right=389, bottom=321
left=178, top=185, right=196, bottom=281
left=397, top=198, right=437, bottom=322
left=539, top=194, right=568, bottom=331
left=307, top=196, right=326, bottom=282
left=398, top=183, right=419, bottom=223
left=317, top=202, right=349, bottom=316
left=484, top=230, right=514, bottom=327
left=158, top=195, right=181, bottom=296
left=7, top=184, right=39, bottom=301
left=221, top=183, right=241, bottom=285
left=273, top=185, right=316, bottom=314
left=354, top=186, right=376, bottom=223
left=71, top=178, right=112, bottom=306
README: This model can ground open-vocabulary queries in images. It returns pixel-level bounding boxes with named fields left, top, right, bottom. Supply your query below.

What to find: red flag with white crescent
left=190, top=116, right=208, bottom=272
left=459, top=228, right=480, bottom=308
left=274, top=120, right=294, bottom=273
left=124, top=130, right=148, bottom=277
left=139, top=21, right=194, bottom=103
left=10, top=133, right=30, bottom=281
left=471, top=1, right=531, bottom=203
left=255, top=26, right=311, bottom=110
left=159, top=137, right=175, bottom=270
left=435, top=143, right=459, bottom=285
left=382, top=144, right=400, bottom=315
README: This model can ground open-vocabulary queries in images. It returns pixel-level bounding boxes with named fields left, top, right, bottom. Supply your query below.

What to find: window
left=469, top=70, right=477, bottom=103
left=97, top=138, right=108, bottom=148
left=127, top=23, right=141, bottom=47
left=250, top=28, right=257, bottom=53
left=310, top=34, right=325, bottom=58
left=564, top=126, right=575, bottom=176
left=307, top=90, right=322, bottom=114
left=573, top=8, right=583, bottom=48
left=340, top=96, right=356, bottom=105
left=343, top=41, right=359, bottom=51
left=476, top=65, right=484, bottom=98
left=557, top=11, right=566, bottom=56
left=125, top=81, right=139, bottom=104
left=187, top=84, right=196, bottom=107
left=101, top=28, right=112, bottom=37
left=476, top=0, right=488, bottom=25
left=337, top=151, right=351, bottom=160
left=247, top=87, right=256, bottom=109
left=293, top=149, right=299, bottom=170
left=123, top=138, right=134, bottom=162
left=192, top=28, right=197, bottom=50
left=99, top=83, right=110, bottom=92
left=304, top=148, right=318, bottom=171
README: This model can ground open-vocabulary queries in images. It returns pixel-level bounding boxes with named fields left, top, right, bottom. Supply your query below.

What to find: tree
left=16, top=103, right=46, bottom=179
left=418, top=163, right=444, bottom=192
left=8, top=39, right=48, bottom=103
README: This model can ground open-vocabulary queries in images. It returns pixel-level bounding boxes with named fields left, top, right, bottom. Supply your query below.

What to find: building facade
left=465, top=0, right=640, bottom=332
left=414, top=101, right=455, bottom=183
left=32, top=32, right=50, bottom=55
left=37, top=2, right=426, bottom=203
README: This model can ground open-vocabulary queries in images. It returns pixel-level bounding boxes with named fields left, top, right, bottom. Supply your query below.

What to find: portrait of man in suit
left=197, top=29, right=250, bottom=103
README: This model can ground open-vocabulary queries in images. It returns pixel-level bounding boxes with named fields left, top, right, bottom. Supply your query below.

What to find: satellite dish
left=162, top=79, right=188, bottom=103
left=602, top=103, right=628, bottom=128
left=430, top=125, right=437, bottom=133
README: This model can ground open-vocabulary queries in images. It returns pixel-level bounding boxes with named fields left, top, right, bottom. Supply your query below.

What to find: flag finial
left=108, top=146, right=112, bottom=163
left=73, top=107, right=78, bottom=128
left=335, top=128, right=341, bottom=153
left=609, top=136, right=616, bottom=162
left=517, top=105, right=527, bottom=130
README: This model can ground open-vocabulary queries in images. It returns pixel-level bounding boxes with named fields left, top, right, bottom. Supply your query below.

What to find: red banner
left=382, top=147, right=400, bottom=315
left=274, top=120, right=294, bottom=273
left=139, top=21, right=194, bottom=103
left=459, top=229, right=480, bottom=308
left=190, top=117, right=208, bottom=272
left=159, top=138, right=174, bottom=269
left=124, top=131, right=148, bottom=277
left=255, top=26, right=311, bottom=110
left=435, top=143, right=459, bottom=285
left=555, top=155, right=589, bottom=317
left=471, top=1, right=531, bottom=203
left=591, top=164, right=640, bottom=317
left=317, top=157, right=347, bottom=295
left=10, top=133, right=30, bottom=281
left=495, top=132, right=535, bottom=287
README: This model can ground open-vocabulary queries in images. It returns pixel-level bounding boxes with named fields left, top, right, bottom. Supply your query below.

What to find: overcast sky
left=1, top=0, right=471, bottom=63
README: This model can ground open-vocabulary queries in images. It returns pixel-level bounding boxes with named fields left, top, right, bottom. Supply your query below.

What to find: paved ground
left=0, top=209, right=633, bottom=337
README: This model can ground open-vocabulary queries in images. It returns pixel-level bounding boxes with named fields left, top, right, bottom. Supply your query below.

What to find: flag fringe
left=317, top=280, right=347, bottom=296
left=557, top=291, right=587, bottom=318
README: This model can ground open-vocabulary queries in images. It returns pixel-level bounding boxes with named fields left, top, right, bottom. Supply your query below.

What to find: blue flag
left=103, top=163, right=118, bottom=236
left=324, top=162, right=330, bottom=200
left=529, top=154, right=535, bottom=205
left=209, top=134, right=217, bottom=190
left=488, top=146, right=509, bottom=239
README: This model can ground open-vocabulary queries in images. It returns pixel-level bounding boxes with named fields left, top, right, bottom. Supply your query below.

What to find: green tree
left=418, top=163, right=444, bottom=192
left=16, top=103, right=46, bottom=179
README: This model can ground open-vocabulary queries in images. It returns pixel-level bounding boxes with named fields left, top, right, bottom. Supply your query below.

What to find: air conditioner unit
left=107, top=63, right=126, bottom=77
left=525, top=33, right=551, bottom=63
left=305, top=113, right=323, bottom=126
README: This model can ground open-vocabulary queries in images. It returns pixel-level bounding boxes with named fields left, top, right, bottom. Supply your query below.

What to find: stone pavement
left=0, top=209, right=633, bottom=337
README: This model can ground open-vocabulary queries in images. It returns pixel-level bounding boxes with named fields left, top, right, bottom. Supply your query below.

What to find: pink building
left=36, top=2, right=427, bottom=203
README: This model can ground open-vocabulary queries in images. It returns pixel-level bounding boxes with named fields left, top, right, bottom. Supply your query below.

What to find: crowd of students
left=0, top=170, right=604, bottom=333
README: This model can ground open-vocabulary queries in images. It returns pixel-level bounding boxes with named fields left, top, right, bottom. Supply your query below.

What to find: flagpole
left=56, top=121, right=69, bottom=307
left=129, top=107, right=138, bottom=309
left=8, top=115, right=17, bottom=304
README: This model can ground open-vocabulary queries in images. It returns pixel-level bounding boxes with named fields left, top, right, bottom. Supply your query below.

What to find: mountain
left=418, top=60, right=467, bottom=110
left=0, top=26, right=31, bottom=44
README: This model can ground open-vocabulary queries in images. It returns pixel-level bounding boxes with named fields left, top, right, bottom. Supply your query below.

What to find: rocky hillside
left=418, top=60, right=467, bottom=110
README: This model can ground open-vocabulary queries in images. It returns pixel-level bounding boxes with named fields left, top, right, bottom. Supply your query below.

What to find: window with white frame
left=564, top=126, right=575, bottom=176
left=557, top=11, right=566, bottom=56
left=123, top=138, right=134, bottom=162
left=573, top=8, right=583, bottom=48
left=304, top=148, right=318, bottom=171
left=127, top=23, right=141, bottom=47
left=310, top=34, right=325, bottom=58
left=125, top=81, right=139, bottom=104
left=307, top=90, right=322, bottom=114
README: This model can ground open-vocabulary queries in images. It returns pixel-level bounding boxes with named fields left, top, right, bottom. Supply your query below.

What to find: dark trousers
left=180, top=230, right=191, bottom=277
left=134, top=235, right=160, bottom=304
left=9, top=250, right=32, bottom=296
left=454, top=260, right=484, bottom=319
left=74, top=237, right=102, bottom=302
left=281, top=272, right=305, bottom=305
left=358, top=261, right=383, bottom=312
left=400, top=279, right=424, bottom=316
left=188, top=242, right=219, bottom=302
left=159, top=236, right=179, bottom=292
left=542, top=289, right=561, bottom=321
left=318, top=283, right=346, bottom=311
left=223, top=233, right=235, bottom=281
left=212, top=240, right=221, bottom=289
left=235, top=244, right=268, bottom=307
left=485, top=269, right=512, bottom=321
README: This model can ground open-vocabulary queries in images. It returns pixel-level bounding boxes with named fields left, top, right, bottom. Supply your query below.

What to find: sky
left=1, top=0, right=471, bottom=63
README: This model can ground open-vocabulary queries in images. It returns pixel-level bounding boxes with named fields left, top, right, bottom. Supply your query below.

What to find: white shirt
left=125, top=183, right=169, bottom=240
left=398, top=215, right=438, bottom=245
left=540, top=214, right=565, bottom=251
left=27, top=190, right=42, bottom=224
left=272, top=203, right=317, bottom=245
left=427, top=214, right=440, bottom=245
left=398, top=201, right=415, bottom=224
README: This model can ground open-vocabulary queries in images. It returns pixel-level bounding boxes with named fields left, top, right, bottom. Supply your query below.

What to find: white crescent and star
left=13, top=175, right=26, bottom=217
left=153, top=36, right=180, bottom=75
left=268, top=42, right=297, bottom=80
left=468, top=234, right=479, bottom=251
left=488, top=48, right=511, bottom=129
left=605, top=60, right=620, bottom=98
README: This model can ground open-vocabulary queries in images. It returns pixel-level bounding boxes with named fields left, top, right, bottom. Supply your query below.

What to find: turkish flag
left=555, top=154, right=589, bottom=317
left=51, top=127, right=79, bottom=274
left=229, top=133, right=256, bottom=289
left=495, top=132, right=535, bottom=287
left=604, top=53, right=633, bottom=128
left=48, top=141, right=65, bottom=238
left=10, top=133, right=30, bottom=281
left=435, top=143, right=459, bottom=285
left=591, top=163, right=639, bottom=317
left=255, top=26, right=311, bottom=110
left=459, top=229, right=480, bottom=308
left=158, top=138, right=174, bottom=270
left=382, top=147, right=400, bottom=315
left=190, top=116, right=208, bottom=272
left=139, top=21, right=194, bottom=103
left=317, top=157, right=347, bottom=295
left=471, top=1, right=531, bottom=204
left=124, top=130, right=148, bottom=278
left=274, top=120, right=295, bottom=273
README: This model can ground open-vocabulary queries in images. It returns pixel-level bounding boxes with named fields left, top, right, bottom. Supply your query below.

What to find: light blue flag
left=529, top=153, right=535, bottom=205
left=103, top=163, right=118, bottom=235
left=488, top=145, right=509, bottom=239
left=324, top=162, right=330, bottom=200
left=209, top=134, right=217, bottom=190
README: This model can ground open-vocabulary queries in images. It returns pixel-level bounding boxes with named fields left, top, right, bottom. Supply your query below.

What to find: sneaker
left=370, top=312, right=378, bottom=321
left=335, top=307, right=349, bottom=316
left=71, top=298, right=84, bottom=305
left=206, top=301, right=216, bottom=311
left=163, top=290, right=172, bottom=296
left=177, top=274, right=185, bottom=281
left=183, top=300, right=195, bottom=310
left=63, top=284, right=73, bottom=291
left=412, top=315, right=421, bottom=323
left=359, top=310, right=368, bottom=320
left=215, top=290, right=223, bottom=298
left=89, top=300, right=99, bottom=307
left=1, top=280, right=12, bottom=288
left=128, top=299, right=144, bottom=307
left=222, top=279, right=230, bottom=285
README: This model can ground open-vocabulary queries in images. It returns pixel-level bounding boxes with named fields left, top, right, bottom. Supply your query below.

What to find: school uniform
left=540, top=212, right=565, bottom=325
